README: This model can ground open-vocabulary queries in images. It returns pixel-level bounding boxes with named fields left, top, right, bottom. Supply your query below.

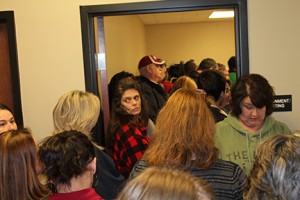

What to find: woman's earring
left=93, top=174, right=99, bottom=187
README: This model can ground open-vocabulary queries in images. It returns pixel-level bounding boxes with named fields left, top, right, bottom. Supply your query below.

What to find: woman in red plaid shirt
left=106, top=77, right=150, bottom=178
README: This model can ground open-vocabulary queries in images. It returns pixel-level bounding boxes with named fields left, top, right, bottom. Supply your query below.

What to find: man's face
left=150, top=63, right=166, bottom=83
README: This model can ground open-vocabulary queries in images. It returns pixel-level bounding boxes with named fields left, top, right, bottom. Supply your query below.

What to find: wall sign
left=273, top=95, right=292, bottom=112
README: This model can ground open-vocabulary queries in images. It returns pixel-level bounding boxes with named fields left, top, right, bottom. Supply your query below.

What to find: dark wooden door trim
left=0, top=11, right=23, bottom=127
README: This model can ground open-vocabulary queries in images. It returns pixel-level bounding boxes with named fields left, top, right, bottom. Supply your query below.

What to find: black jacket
left=138, top=76, right=168, bottom=123
left=93, top=148, right=125, bottom=199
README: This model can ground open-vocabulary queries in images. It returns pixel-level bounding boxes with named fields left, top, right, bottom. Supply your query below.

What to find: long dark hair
left=106, top=77, right=149, bottom=149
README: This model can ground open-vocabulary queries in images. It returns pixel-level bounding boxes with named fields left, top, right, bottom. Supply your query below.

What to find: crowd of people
left=0, top=54, right=299, bottom=200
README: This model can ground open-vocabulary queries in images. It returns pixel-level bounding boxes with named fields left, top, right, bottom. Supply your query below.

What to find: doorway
left=80, top=0, right=249, bottom=146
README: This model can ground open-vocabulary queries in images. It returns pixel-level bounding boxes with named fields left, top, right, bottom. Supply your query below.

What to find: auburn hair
left=0, top=129, right=50, bottom=200
left=144, top=88, right=218, bottom=169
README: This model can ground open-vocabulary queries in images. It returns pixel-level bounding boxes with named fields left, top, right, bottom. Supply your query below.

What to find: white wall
left=104, top=17, right=234, bottom=80
left=0, top=0, right=157, bottom=141
left=0, top=0, right=299, bottom=141
left=247, top=0, right=300, bottom=132
left=104, top=15, right=146, bottom=81
left=146, top=21, right=235, bottom=66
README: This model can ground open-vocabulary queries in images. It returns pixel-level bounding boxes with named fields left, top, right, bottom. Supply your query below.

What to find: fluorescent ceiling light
left=209, top=11, right=234, bottom=19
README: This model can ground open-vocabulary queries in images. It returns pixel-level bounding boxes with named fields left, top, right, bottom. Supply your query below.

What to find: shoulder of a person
left=94, top=147, right=107, bottom=155
left=134, top=157, right=149, bottom=170
left=266, top=116, right=291, bottom=133
left=216, top=116, right=232, bottom=129
left=215, top=158, right=239, bottom=168
left=215, top=159, right=245, bottom=177
left=138, top=78, right=148, bottom=86
left=139, top=156, right=148, bottom=163
left=119, top=124, right=148, bottom=140
left=117, top=124, right=134, bottom=134
left=139, top=82, right=155, bottom=95
left=138, top=76, right=152, bottom=85
left=129, top=157, right=148, bottom=179
left=94, top=147, right=114, bottom=161
left=122, top=123, right=144, bottom=133
left=222, top=114, right=238, bottom=123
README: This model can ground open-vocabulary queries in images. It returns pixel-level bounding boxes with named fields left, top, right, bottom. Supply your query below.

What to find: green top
left=215, top=115, right=291, bottom=175
left=228, top=72, right=236, bottom=89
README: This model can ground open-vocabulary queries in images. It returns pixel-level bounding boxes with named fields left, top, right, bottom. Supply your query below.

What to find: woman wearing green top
left=215, top=74, right=291, bottom=175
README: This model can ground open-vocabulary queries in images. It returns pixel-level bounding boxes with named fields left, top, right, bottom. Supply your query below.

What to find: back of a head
left=38, top=130, right=95, bottom=187
left=168, top=64, right=185, bottom=81
left=144, top=88, right=217, bottom=169
left=244, top=134, right=300, bottom=200
left=0, top=129, right=49, bottom=200
left=196, top=70, right=226, bottom=101
left=53, top=90, right=100, bottom=136
left=198, top=58, right=217, bottom=71
left=184, top=60, right=198, bottom=76
left=117, top=167, right=215, bottom=200
left=169, top=76, right=197, bottom=96
left=216, top=63, right=227, bottom=72
left=227, top=56, right=236, bottom=72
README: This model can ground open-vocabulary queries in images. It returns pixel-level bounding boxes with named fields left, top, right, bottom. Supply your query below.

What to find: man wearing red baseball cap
left=137, top=55, right=168, bottom=123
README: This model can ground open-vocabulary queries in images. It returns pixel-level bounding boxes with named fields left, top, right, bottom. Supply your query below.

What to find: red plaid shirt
left=112, top=122, right=149, bottom=178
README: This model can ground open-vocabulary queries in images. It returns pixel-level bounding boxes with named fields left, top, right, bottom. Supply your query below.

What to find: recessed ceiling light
left=209, top=11, right=234, bottom=19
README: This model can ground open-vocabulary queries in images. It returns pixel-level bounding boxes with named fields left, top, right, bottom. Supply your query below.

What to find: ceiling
left=137, top=9, right=234, bottom=25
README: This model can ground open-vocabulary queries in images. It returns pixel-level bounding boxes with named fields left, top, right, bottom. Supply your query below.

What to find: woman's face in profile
left=0, top=110, right=17, bottom=134
left=121, top=89, right=141, bottom=116
left=239, top=96, right=266, bottom=131
left=220, top=82, right=231, bottom=107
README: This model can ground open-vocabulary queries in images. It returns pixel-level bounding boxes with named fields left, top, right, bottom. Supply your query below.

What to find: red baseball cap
left=138, top=55, right=165, bottom=69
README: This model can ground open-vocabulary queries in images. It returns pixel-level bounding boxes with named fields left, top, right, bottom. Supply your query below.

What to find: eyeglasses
left=154, top=64, right=166, bottom=69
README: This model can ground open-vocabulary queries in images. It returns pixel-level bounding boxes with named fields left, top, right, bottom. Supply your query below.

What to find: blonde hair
left=144, top=88, right=218, bottom=169
left=293, top=130, right=300, bottom=137
left=117, top=167, right=215, bottom=200
left=169, top=76, right=197, bottom=96
left=53, top=90, right=100, bottom=137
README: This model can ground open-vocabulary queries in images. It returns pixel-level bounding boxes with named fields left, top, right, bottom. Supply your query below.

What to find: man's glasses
left=154, top=64, right=166, bottom=69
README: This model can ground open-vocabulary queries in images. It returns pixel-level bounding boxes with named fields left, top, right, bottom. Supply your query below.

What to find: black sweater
left=130, top=158, right=245, bottom=200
